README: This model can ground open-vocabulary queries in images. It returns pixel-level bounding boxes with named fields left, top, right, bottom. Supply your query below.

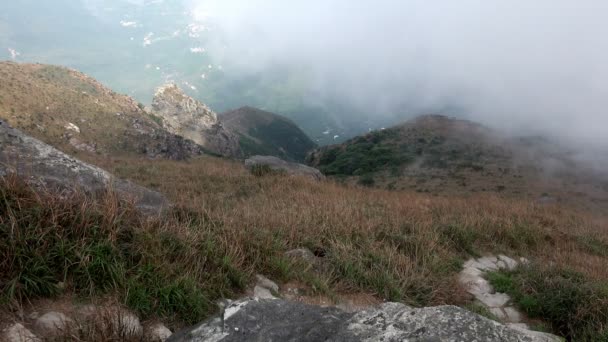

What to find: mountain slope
left=150, top=83, right=240, bottom=158
left=0, top=62, right=203, bottom=159
left=221, top=106, right=317, bottom=162
left=308, top=115, right=608, bottom=209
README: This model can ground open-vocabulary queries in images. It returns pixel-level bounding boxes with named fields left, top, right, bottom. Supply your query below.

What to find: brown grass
left=2, top=155, right=607, bottom=338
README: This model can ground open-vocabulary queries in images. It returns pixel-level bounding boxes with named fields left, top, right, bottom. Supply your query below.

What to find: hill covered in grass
left=308, top=115, right=608, bottom=211
left=0, top=62, right=203, bottom=159
left=221, top=106, right=317, bottom=162
left=2, top=154, right=607, bottom=340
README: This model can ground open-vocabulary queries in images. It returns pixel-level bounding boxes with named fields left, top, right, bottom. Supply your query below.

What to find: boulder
left=147, top=323, right=173, bottom=341
left=245, top=156, right=325, bottom=181
left=3, top=323, right=40, bottom=342
left=0, top=120, right=168, bottom=214
left=151, top=83, right=240, bottom=157
left=167, top=298, right=560, bottom=342
left=33, top=312, right=73, bottom=336
left=255, top=274, right=279, bottom=293
left=108, top=310, right=143, bottom=337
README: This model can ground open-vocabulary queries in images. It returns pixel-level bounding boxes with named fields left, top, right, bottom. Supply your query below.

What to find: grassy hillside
left=309, top=115, right=608, bottom=212
left=2, top=154, right=607, bottom=339
left=221, top=106, right=317, bottom=162
left=0, top=62, right=199, bottom=159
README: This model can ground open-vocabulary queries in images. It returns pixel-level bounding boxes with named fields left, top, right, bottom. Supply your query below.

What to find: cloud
left=188, top=0, right=608, bottom=147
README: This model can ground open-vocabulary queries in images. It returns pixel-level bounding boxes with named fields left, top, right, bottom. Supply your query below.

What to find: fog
left=187, top=0, right=608, bottom=148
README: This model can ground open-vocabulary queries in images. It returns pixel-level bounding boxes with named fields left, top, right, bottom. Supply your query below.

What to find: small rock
left=113, top=311, right=143, bottom=337
left=496, top=260, right=508, bottom=269
left=253, top=286, right=276, bottom=299
left=34, top=312, right=73, bottom=336
left=285, top=248, right=317, bottom=263
left=256, top=275, right=279, bottom=293
left=3, top=323, right=40, bottom=342
left=475, top=256, right=500, bottom=271
left=75, top=304, right=99, bottom=321
left=245, top=156, right=325, bottom=181
left=498, top=255, right=519, bottom=270
left=504, top=307, right=523, bottom=322
left=490, top=307, right=507, bottom=320
left=64, top=122, right=81, bottom=133
left=148, top=323, right=172, bottom=341
left=476, top=292, right=511, bottom=308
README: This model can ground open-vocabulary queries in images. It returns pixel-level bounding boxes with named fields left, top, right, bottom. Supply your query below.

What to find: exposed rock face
left=151, top=83, right=240, bottom=157
left=245, top=155, right=325, bottom=181
left=0, top=120, right=168, bottom=214
left=167, top=299, right=557, bottom=342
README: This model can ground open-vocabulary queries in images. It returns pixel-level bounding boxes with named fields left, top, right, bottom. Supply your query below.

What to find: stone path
left=458, top=255, right=561, bottom=341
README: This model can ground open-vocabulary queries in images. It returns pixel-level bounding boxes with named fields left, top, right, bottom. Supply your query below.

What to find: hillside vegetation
left=0, top=62, right=199, bottom=159
left=221, top=106, right=317, bottom=162
left=309, top=115, right=608, bottom=212
left=2, top=155, right=607, bottom=339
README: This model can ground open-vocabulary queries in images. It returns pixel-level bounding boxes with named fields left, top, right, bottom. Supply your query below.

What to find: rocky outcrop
left=245, top=155, right=325, bottom=181
left=151, top=83, right=240, bottom=157
left=168, top=298, right=558, bottom=342
left=0, top=120, right=168, bottom=214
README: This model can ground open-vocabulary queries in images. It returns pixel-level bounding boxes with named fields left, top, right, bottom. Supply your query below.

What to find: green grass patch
left=487, top=266, right=608, bottom=341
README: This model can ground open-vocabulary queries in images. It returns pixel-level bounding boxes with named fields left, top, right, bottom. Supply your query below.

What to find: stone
left=497, top=260, right=508, bottom=269
left=508, top=324, right=563, bottom=342
left=34, top=312, right=73, bottom=336
left=167, top=299, right=556, bottom=342
left=475, top=256, right=500, bottom=271
left=498, top=255, right=519, bottom=270
left=504, top=306, right=523, bottom=322
left=0, top=120, right=169, bottom=214
left=255, top=274, right=279, bottom=293
left=148, top=323, right=173, bottom=341
left=253, top=286, right=276, bottom=299
left=476, top=292, right=511, bottom=308
left=3, top=323, right=40, bottom=342
left=245, top=156, right=325, bottom=181
left=113, top=311, right=143, bottom=337
left=150, top=83, right=240, bottom=157
left=285, top=248, right=317, bottom=263
left=490, top=307, right=507, bottom=320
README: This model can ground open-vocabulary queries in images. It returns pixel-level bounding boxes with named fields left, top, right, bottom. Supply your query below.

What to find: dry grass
left=2, top=155, right=608, bottom=338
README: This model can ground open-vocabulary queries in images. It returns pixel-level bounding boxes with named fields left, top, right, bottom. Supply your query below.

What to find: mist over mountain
left=2, top=1, right=608, bottom=151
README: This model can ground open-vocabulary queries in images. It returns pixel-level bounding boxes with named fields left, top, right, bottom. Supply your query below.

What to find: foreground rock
left=0, top=120, right=168, bottom=213
left=3, top=323, right=40, bottom=342
left=245, top=155, right=325, bottom=181
left=151, top=83, right=240, bottom=157
left=168, top=298, right=557, bottom=342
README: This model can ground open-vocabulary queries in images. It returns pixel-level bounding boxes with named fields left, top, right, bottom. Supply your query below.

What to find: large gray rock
left=168, top=298, right=559, bottom=342
left=151, top=83, right=240, bottom=157
left=0, top=120, right=168, bottom=214
left=3, top=323, right=40, bottom=342
left=245, top=155, right=325, bottom=181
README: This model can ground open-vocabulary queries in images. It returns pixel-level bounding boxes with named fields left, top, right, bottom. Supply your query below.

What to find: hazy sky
left=187, top=0, right=608, bottom=147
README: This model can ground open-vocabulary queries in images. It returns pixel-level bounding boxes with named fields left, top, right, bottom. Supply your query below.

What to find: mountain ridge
left=221, top=106, right=317, bottom=162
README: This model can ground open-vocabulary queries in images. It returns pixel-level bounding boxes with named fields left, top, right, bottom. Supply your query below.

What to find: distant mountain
left=308, top=115, right=608, bottom=210
left=0, top=62, right=203, bottom=159
left=221, top=106, right=317, bottom=162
